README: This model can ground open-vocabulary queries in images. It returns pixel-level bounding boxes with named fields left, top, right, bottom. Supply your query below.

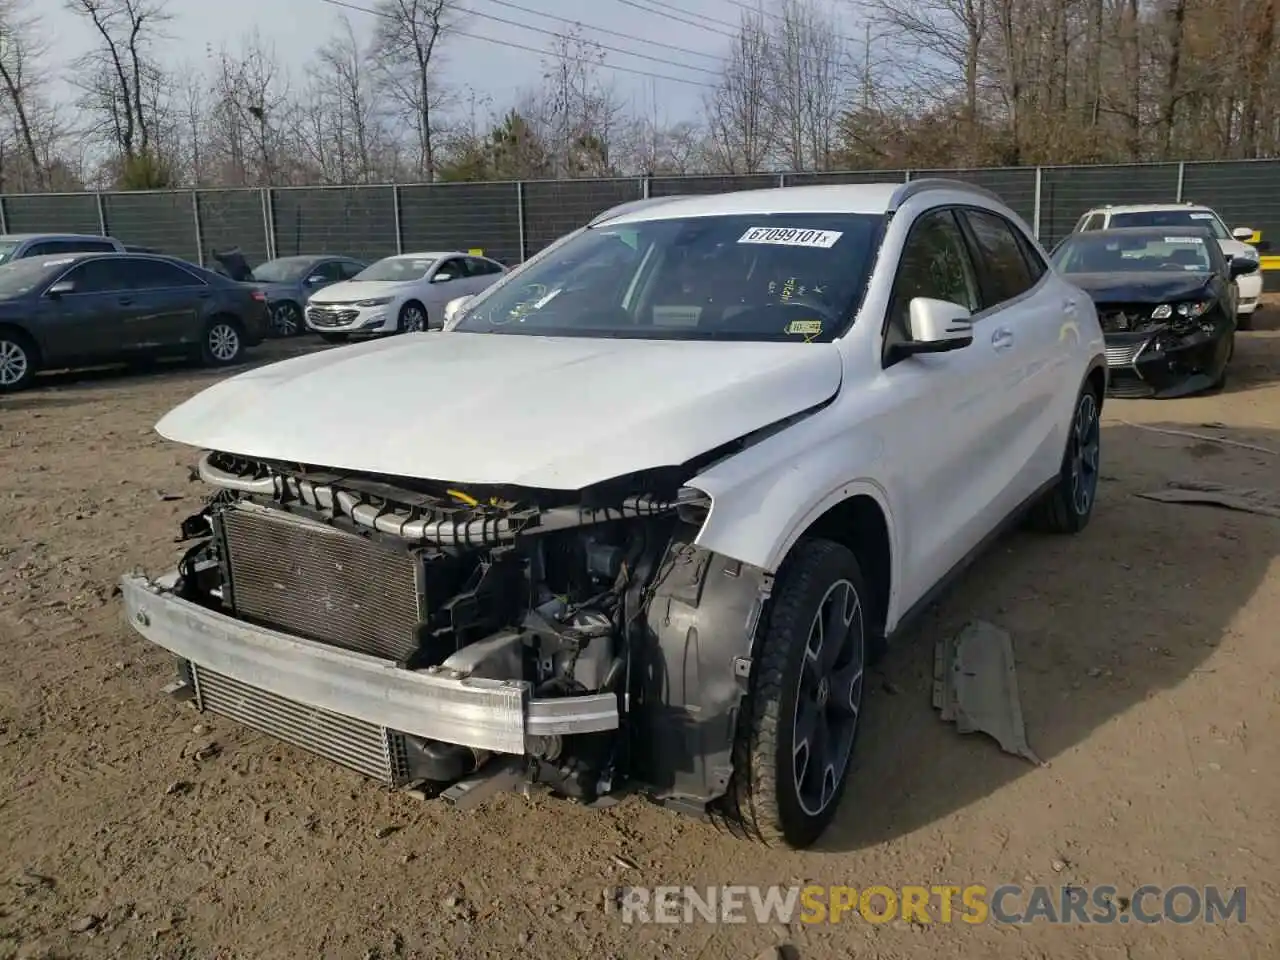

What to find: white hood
left=156, top=333, right=843, bottom=490
left=308, top=280, right=420, bottom=303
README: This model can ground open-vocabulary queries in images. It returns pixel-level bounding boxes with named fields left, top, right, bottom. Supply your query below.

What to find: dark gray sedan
left=247, top=255, right=367, bottom=336
left=0, top=252, right=270, bottom=392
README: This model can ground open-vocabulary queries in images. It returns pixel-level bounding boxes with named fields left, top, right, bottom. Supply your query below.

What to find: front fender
left=687, top=408, right=901, bottom=576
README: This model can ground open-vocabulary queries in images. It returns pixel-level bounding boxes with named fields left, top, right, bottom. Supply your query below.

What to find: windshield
left=251, top=257, right=314, bottom=283
left=1108, top=210, right=1229, bottom=240
left=0, top=241, right=20, bottom=265
left=356, top=256, right=436, bottom=282
left=0, top=257, right=58, bottom=297
left=452, top=213, right=883, bottom=341
left=1052, top=234, right=1214, bottom=274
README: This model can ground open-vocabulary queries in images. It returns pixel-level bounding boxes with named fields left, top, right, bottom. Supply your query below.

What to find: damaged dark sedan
left=1050, top=225, right=1258, bottom=398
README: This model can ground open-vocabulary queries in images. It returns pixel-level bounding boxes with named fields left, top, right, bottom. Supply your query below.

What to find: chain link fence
left=3, top=160, right=1276, bottom=268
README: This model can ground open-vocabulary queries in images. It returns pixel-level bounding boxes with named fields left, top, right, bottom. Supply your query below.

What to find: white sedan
left=304, top=250, right=507, bottom=340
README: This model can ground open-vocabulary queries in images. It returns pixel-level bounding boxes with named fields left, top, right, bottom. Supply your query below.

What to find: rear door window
left=122, top=258, right=205, bottom=289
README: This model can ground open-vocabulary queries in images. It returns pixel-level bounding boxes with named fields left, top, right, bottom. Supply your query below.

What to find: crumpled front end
left=125, top=449, right=771, bottom=810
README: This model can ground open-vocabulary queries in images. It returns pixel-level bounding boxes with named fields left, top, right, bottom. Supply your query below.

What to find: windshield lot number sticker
left=1189, top=213, right=1214, bottom=219
left=739, top=227, right=843, bottom=248
left=1164, top=236, right=1203, bottom=243
left=786, top=319, right=823, bottom=340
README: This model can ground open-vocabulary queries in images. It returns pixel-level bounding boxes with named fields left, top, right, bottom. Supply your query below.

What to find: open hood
left=155, top=333, right=844, bottom=490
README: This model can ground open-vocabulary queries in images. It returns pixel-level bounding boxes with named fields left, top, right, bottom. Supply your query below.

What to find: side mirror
left=443, top=295, right=472, bottom=329
left=1229, top=256, right=1259, bottom=278
left=432, top=272, right=454, bottom=283
left=1232, top=227, right=1255, bottom=242
left=890, top=298, right=974, bottom=360
left=46, top=280, right=75, bottom=298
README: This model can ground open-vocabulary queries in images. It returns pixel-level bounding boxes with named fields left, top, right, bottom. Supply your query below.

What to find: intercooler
left=216, top=502, right=424, bottom=663
left=191, top=664, right=411, bottom=784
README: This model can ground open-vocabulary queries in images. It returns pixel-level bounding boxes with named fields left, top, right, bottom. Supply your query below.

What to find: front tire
left=0, top=328, right=38, bottom=393
left=397, top=301, right=427, bottom=334
left=201, top=317, right=245, bottom=367
left=723, top=539, right=868, bottom=848
left=1028, top=383, right=1101, bottom=534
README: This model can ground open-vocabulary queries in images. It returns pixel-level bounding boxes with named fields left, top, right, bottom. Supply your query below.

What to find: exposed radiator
left=218, top=503, right=423, bottom=662
left=192, top=665, right=411, bottom=785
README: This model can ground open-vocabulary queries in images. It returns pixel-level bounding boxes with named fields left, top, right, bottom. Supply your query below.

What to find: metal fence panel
left=521, top=178, right=642, bottom=256
left=1182, top=161, right=1280, bottom=255
left=271, top=185, right=398, bottom=262
left=1039, top=163, right=1181, bottom=245
left=399, top=182, right=522, bottom=263
left=650, top=174, right=778, bottom=196
left=2, top=193, right=100, bottom=235
left=196, top=189, right=270, bottom=267
left=909, top=167, right=1039, bottom=225
left=101, top=191, right=200, bottom=262
left=782, top=170, right=909, bottom=186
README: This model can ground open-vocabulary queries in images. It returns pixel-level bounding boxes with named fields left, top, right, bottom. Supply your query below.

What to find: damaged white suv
left=122, top=180, right=1106, bottom=848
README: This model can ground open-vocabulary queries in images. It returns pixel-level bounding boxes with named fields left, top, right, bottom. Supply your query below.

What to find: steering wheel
left=773, top=296, right=838, bottom=323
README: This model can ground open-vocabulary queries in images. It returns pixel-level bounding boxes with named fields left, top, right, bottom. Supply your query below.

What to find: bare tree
left=864, top=0, right=988, bottom=153
left=704, top=10, right=776, bottom=173
left=303, top=18, right=385, bottom=183
left=66, top=0, right=173, bottom=183
left=371, top=0, right=453, bottom=180
left=0, top=0, right=52, bottom=189
left=207, top=31, right=295, bottom=185
left=536, top=30, right=624, bottom=177
left=768, top=0, right=850, bottom=171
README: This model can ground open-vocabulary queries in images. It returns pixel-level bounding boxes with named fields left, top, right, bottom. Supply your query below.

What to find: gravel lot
left=2, top=321, right=1278, bottom=960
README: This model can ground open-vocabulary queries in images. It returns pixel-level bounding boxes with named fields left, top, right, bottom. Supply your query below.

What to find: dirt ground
left=2, top=314, right=1279, bottom=960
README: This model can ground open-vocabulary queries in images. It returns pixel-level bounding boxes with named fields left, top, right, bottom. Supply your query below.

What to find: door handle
left=1063, top=297, right=1078, bottom=310
left=117, top=297, right=135, bottom=306
left=991, top=326, right=1015, bottom=350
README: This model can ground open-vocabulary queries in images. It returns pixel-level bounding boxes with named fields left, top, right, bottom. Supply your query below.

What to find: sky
left=37, top=0, right=829, bottom=128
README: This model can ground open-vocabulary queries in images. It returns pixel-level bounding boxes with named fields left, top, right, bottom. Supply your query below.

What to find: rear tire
left=722, top=539, right=868, bottom=849
left=0, top=327, right=38, bottom=393
left=201, top=317, right=245, bottom=367
left=1028, top=383, right=1101, bottom=534
left=270, top=301, right=304, bottom=337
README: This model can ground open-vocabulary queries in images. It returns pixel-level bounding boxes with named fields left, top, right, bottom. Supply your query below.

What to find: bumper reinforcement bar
left=120, top=574, right=619, bottom=755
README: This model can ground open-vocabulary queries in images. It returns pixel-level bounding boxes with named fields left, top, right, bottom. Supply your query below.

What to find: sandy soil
left=1, top=319, right=1278, bottom=960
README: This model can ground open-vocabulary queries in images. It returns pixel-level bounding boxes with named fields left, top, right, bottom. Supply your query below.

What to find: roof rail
left=589, top=194, right=687, bottom=226
left=890, top=177, right=1004, bottom=209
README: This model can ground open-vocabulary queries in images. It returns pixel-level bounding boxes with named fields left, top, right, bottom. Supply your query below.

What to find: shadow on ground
left=818, top=421, right=1278, bottom=852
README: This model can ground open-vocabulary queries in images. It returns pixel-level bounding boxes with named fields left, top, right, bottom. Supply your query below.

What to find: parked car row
left=0, top=233, right=510, bottom=391
left=0, top=198, right=1262, bottom=396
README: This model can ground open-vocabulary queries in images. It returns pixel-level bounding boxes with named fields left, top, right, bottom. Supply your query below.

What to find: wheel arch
left=789, top=491, right=893, bottom=642
left=0, top=322, right=42, bottom=363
